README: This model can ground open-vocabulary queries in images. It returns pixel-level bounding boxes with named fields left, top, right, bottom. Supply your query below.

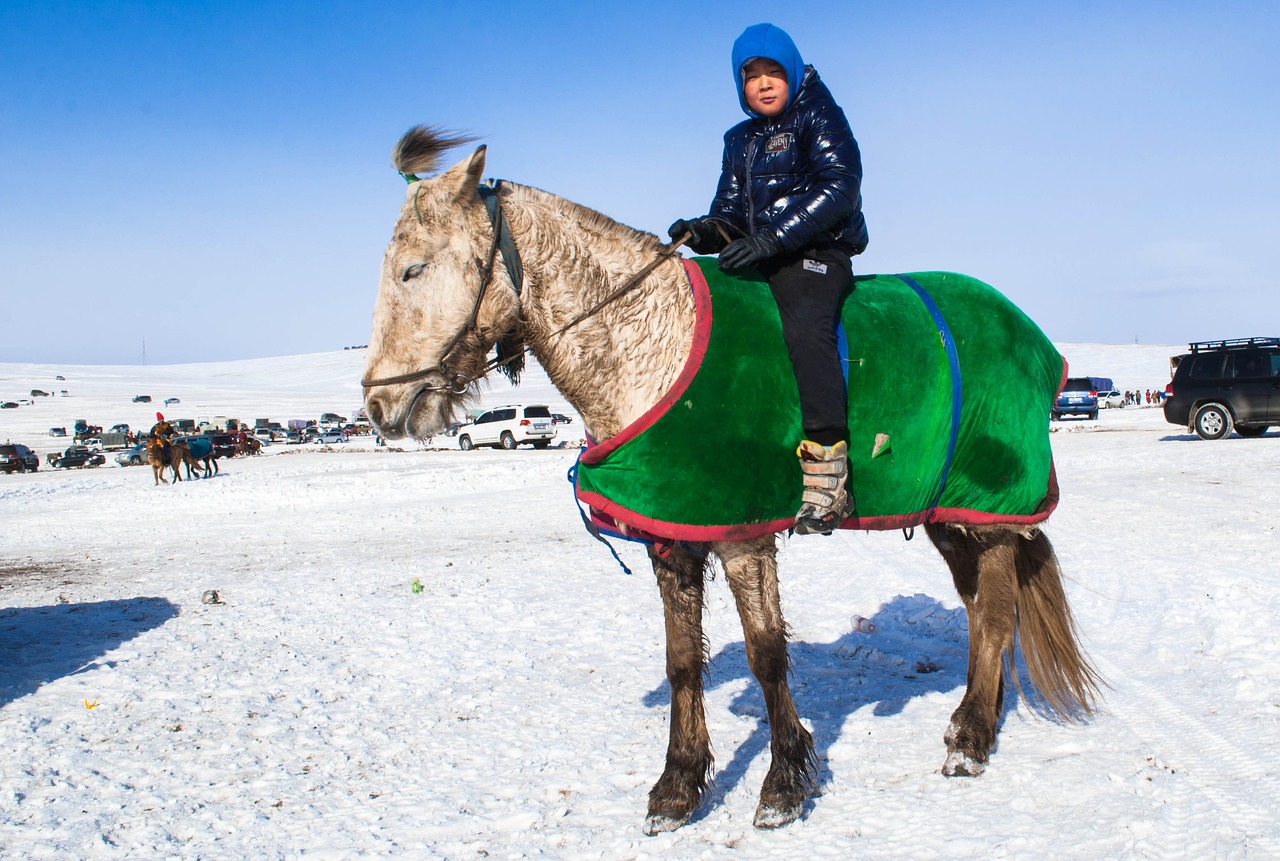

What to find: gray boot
left=794, top=440, right=854, bottom=535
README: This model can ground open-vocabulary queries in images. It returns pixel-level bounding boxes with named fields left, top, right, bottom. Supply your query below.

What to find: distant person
left=149, top=412, right=176, bottom=462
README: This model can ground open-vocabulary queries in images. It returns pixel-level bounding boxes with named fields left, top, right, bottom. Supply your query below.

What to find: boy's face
left=742, top=57, right=789, bottom=117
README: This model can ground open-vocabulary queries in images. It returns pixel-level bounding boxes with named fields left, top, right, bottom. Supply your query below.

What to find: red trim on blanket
left=578, top=457, right=1059, bottom=543
left=577, top=259, right=713, bottom=466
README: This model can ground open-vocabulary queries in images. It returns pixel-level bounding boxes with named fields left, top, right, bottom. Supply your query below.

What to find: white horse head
left=362, top=126, right=524, bottom=440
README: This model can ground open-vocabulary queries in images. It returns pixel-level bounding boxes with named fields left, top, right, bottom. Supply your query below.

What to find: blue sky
left=2, top=1, right=1276, bottom=364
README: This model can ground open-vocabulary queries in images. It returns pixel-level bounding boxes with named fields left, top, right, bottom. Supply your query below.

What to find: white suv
left=457, top=405, right=557, bottom=450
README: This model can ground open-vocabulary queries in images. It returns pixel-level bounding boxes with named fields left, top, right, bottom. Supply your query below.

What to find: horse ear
left=442, top=145, right=487, bottom=202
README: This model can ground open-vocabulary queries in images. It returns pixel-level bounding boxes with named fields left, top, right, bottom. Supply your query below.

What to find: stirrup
left=794, top=493, right=854, bottom=535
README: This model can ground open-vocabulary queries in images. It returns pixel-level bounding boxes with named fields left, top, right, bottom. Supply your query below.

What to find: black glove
left=717, top=233, right=782, bottom=271
left=667, top=218, right=723, bottom=254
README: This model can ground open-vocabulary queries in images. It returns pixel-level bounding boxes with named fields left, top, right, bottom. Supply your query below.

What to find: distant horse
left=237, top=436, right=262, bottom=456
left=146, top=438, right=204, bottom=485
left=361, top=127, right=1101, bottom=832
left=182, top=436, right=220, bottom=478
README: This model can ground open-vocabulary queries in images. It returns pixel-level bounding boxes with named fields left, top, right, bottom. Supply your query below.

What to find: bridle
left=360, top=177, right=689, bottom=393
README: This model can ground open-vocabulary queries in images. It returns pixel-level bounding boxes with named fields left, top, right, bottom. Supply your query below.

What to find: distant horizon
left=0, top=338, right=1203, bottom=371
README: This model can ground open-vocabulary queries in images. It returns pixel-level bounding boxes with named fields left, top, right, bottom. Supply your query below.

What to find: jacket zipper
left=744, top=136, right=759, bottom=235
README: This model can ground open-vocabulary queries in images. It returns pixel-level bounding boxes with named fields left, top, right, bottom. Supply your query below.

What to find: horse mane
left=500, top=182, right=666, bottom=261
left=391, top=125, right=479, bottom=177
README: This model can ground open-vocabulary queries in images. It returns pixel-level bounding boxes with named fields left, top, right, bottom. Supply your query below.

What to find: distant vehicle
left=99, top=431, right=131, bottom=451
left=1163, top=337, right=1280, bottom=440
left=0, top=402, right=18, bottom=409
left=314, top=428, right=347, bottom=444
left=164, top=397, right=181, bottom=405
left=132, top=394, right=152, bottom=403
left=1096, top=389, right=1124, bottom=409
left=1051, top=378, right=1099, bottom=421
left=55, top=375, right=65, bottom=381
left=30, top=389, right=49, bottom=397
left=320, top=412, right=347, bottom=425
left=552, top=413, right=574, bottom=425
left=74, top=419, right=89, bottom=433
left=200, top=432, right=237, bottom=459
left=0, top=443, right=40, bottom=474
left=110, top=423, right=131, bottom=434
left=114, top=443, right=149, bottom=466
left=285, top=429, right=304, bottom=444
left=457, top=404, right=558, bottom=450
left=50, top=446, right=106, bottom=469
left=49, top=427, right=67, bottom=437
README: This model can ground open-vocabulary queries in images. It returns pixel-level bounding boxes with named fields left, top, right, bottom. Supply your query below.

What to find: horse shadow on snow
left=643, top=592, right=1022, bottom=820
left=0, top=597, right=179, bottom=708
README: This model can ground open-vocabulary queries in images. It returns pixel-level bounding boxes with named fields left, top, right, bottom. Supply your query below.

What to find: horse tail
left=1012, top=529, right=1104, bottom=721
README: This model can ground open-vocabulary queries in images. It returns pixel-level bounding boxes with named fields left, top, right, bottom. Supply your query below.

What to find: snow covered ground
left=1, top=344, right=1278, bottom=860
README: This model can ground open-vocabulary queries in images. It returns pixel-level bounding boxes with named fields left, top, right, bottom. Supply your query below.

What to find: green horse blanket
left=574, top=258, right=1065, bottom=542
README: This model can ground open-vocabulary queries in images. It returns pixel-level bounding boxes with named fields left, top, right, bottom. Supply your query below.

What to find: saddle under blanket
left=573, top=257, right=1065, bottom=542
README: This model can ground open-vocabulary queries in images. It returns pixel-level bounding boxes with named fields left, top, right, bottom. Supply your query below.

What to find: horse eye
left=402, top=263, right=426, bottom=282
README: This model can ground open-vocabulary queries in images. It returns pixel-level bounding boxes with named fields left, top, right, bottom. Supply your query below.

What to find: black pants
left=760, top=246, right=853, bottom=448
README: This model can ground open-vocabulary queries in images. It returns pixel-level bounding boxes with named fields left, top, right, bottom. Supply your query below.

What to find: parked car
left=50, top=446, right=106, bottom=469
left=1, top=402, right=18, bottom=409
left=132, top=394, right=152, bottom=403
left=456, top=404, right=558, bottom=450
left=201, top=432, right=237, bottom=458
left=1162, top=337, right=1280, bottom=440
left=1096, top=389, right=1124, bottom=409
left=285, top=430, right=305, bottom=444
left=314, top=428, right=347, bottom=444
left=110, top=423, right=131, bottom=434
left=114, top=443, right=150, bottom=466
left=1051, top=378, right=1099, bottom=421
left=552, top=413, right=574, bottom=425
left=0, top=443, right=40, bottom=474
left=48, top=427, right=67, bottom=437
left=30, top=389, right=49, bottom=397
left=164, top=397, right=181, bottom=405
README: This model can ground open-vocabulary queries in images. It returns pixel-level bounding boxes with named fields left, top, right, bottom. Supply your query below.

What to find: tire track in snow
left=1093, top=654, right=1280, bottom=858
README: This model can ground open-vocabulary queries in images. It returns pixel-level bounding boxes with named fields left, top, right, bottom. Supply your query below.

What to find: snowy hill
left=2, top=345, right=1278, bottom=859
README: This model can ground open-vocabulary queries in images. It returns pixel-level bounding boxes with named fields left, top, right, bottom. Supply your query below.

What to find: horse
left=237, top=436, right=262, bottom=456
left=182, top=435, right=220, bottom=478
left=146, top=438, right=203, bottom=484
left=361, top=126, right=1101, bottom=833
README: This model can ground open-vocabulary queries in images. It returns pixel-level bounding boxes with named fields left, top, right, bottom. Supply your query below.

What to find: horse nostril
left=367, top=399, right=384, bottom=428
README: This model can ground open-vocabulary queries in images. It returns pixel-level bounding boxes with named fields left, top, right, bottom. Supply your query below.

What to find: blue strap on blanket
left=894, top=274, right=963, bottom=516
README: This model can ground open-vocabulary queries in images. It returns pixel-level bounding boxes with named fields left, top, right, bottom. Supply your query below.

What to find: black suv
left=0, top=443, right=40, bottom=474
left=50, top=446, right=107, bottom=469
left=1163, top=337, right=1280, bottom=439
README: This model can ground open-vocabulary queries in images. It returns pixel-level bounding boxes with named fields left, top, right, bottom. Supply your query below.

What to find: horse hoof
left=943, top=750, right=986, bottom=777
left=753, top=801, right=801, bottom=829
left=643, top=812, right=690, bottom=835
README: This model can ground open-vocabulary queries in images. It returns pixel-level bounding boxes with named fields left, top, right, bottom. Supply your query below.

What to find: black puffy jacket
left=704, top=66, right=867, bottom=257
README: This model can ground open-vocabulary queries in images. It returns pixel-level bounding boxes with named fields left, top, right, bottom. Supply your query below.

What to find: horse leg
left=925, top=523, right=1017, bottom=776
left=718, top=535, right=814, bottom=828
left=644, top=543, right=712, bottom=835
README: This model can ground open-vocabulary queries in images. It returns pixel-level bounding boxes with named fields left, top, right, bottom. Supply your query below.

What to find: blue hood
left=731, top=23, right=805, bottom=118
